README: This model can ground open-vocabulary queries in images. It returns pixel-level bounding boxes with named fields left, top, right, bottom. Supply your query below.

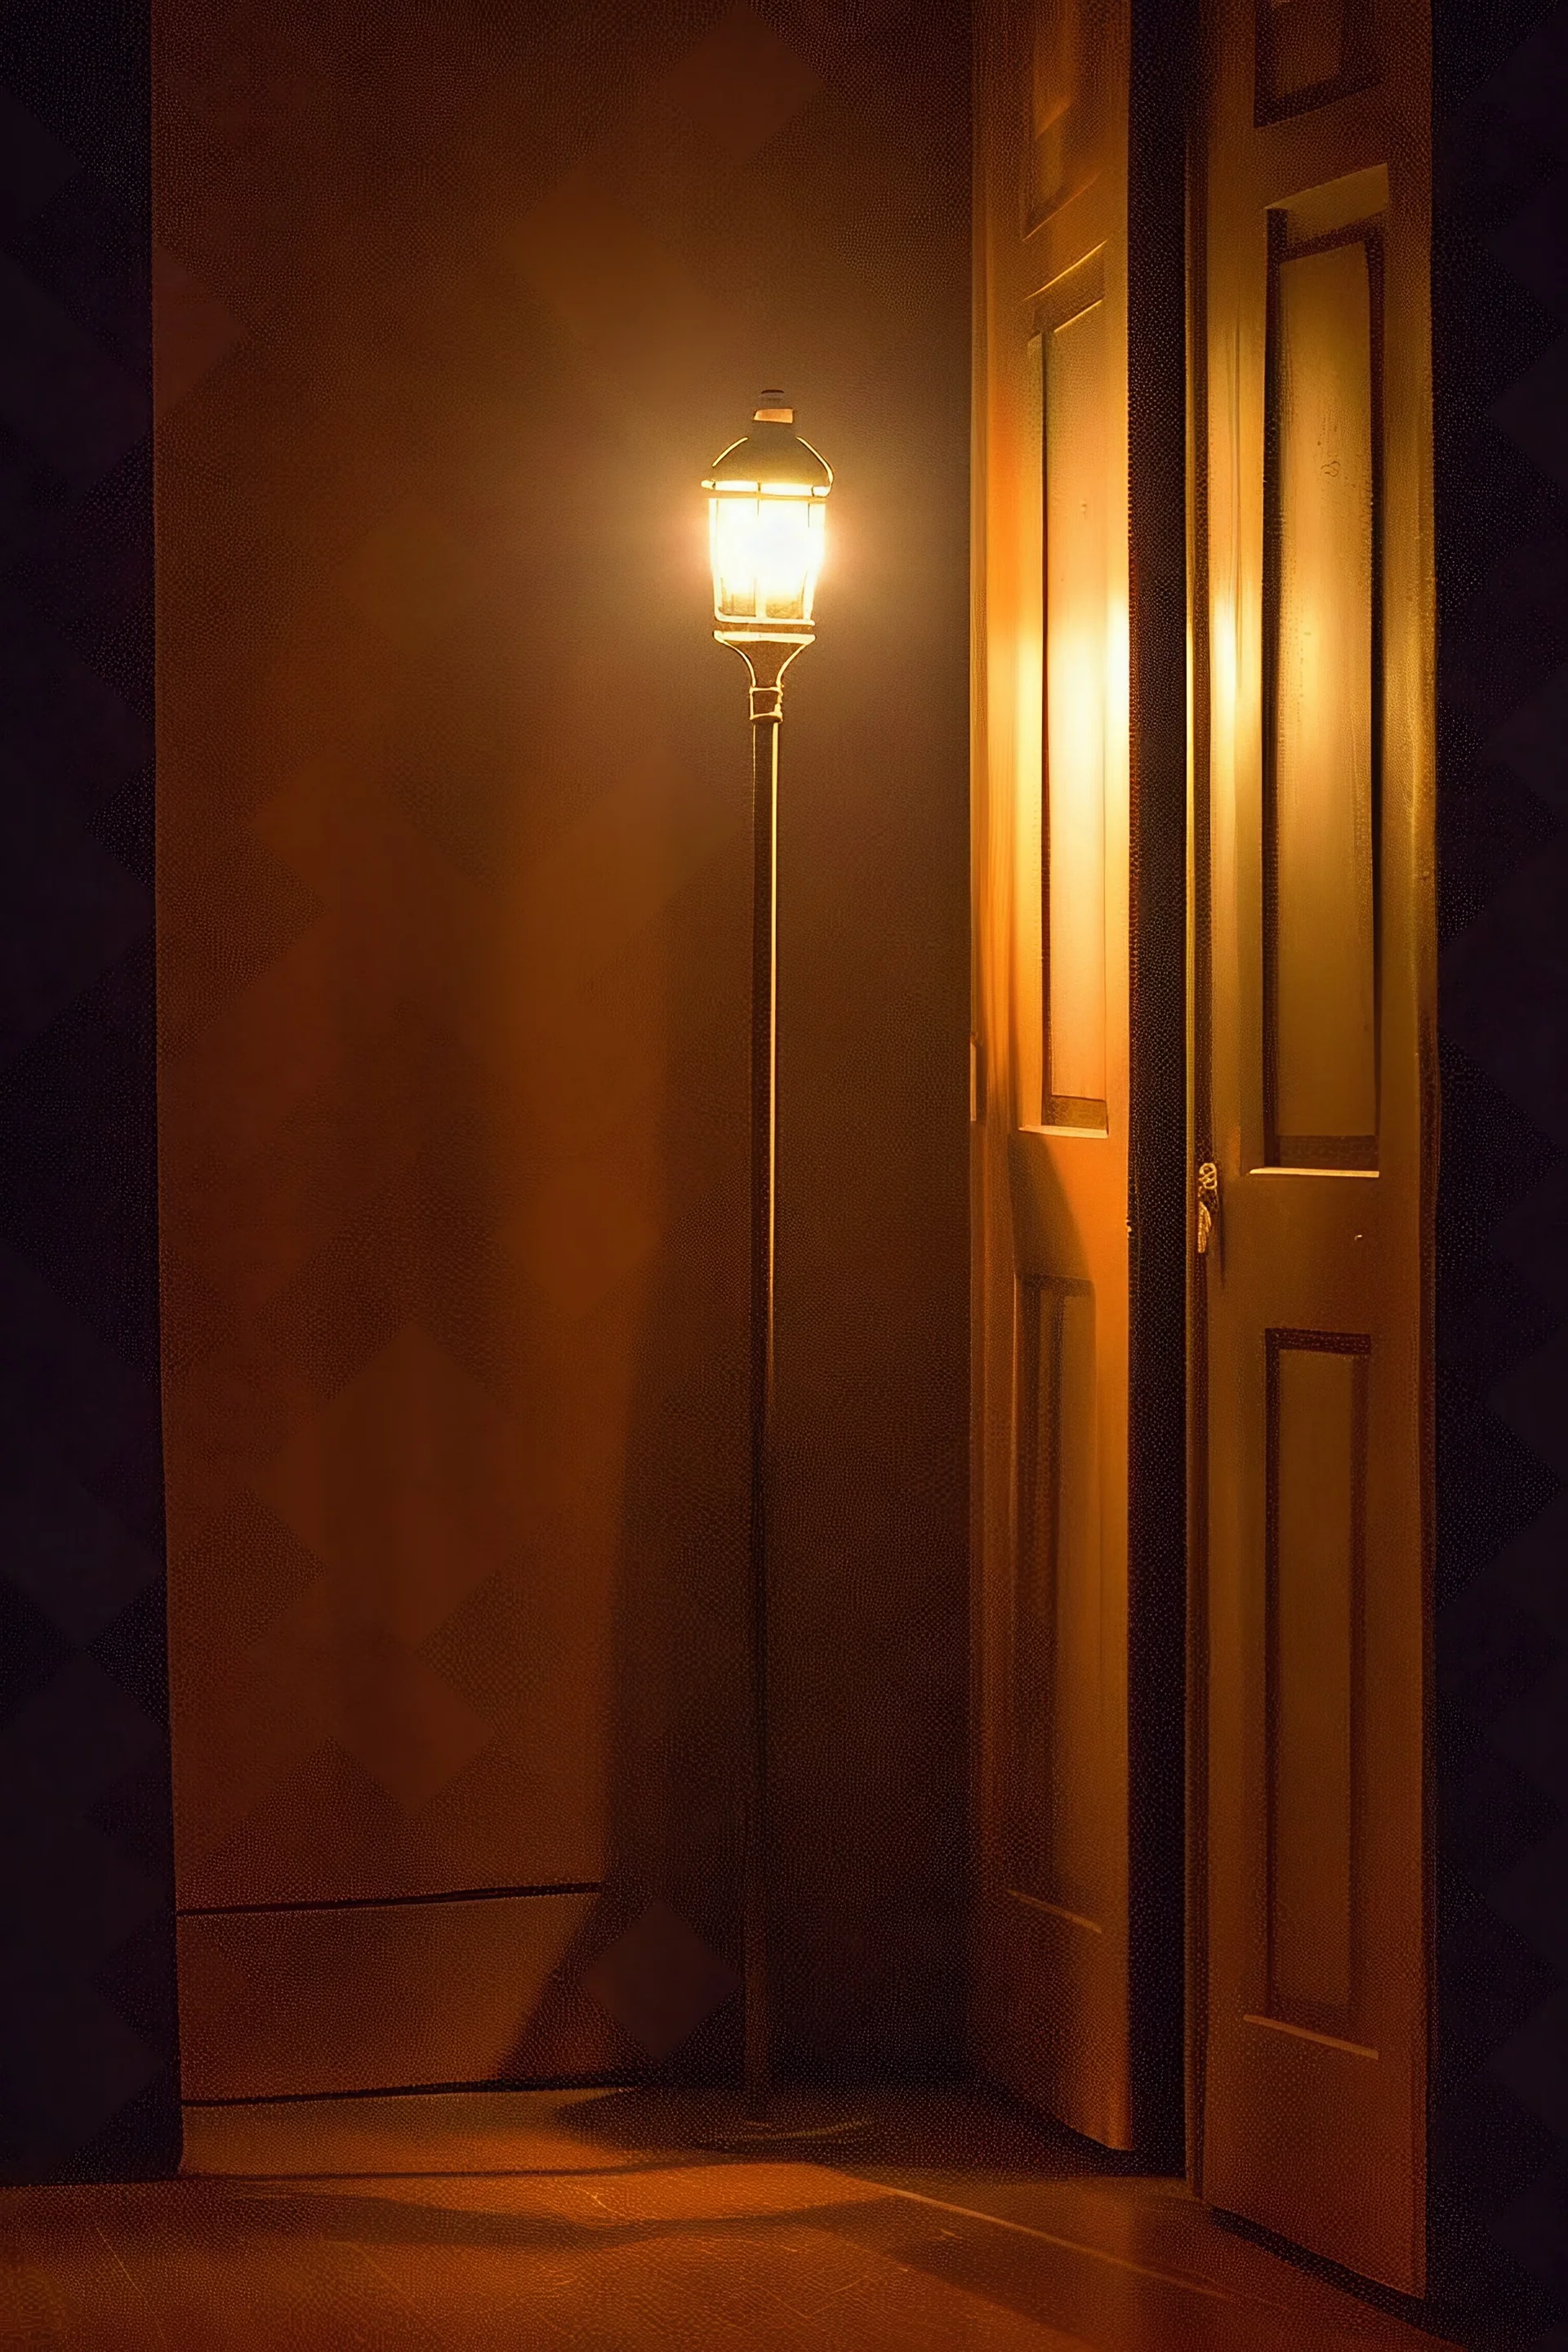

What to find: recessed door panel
left=1255, top=0, right=1378, bottom=122
left=1267, top=236, right=1378, bottom=1166
left=1045, top=303, right=1110, bottom=1125
left=1029, top=0, right=1115, bottom=223
left=1267, top=1331, right=1365, bottom=2025
left=1011, top=1279, right=1102, bottom=1922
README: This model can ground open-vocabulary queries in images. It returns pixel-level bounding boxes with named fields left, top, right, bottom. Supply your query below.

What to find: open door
left=972, top=0, right=1186, bottom=2157
left=1192, top=0, right=1435, bottom=2292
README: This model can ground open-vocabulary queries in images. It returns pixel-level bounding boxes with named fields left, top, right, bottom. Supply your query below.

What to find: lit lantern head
left=705, top=392, right=832, bottom=653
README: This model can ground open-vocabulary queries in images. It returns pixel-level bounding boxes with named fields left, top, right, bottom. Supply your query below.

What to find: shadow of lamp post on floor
left=703, top=392, right=831, bottom=2127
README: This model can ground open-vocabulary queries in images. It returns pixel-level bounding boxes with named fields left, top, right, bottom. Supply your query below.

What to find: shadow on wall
left=510, top=0, right=977, bottom=2088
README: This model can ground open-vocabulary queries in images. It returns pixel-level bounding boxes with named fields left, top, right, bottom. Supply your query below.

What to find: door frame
left=1124, top=0, right=1195, bottom=2173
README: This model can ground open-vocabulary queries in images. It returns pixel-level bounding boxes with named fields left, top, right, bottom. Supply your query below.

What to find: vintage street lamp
left=705, top=392, right=831, bottom=2119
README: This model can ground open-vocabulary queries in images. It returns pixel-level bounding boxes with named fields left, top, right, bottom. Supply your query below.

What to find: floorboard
left=0, top=2087, right=1464, bottom=2350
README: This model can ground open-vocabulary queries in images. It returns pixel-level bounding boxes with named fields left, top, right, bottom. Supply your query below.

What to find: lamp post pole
left=745, top=680, right=777, bottom=2117
left=704, top=392, right=831, bottom=2128
left=744, top=658, right=784, bottom=2119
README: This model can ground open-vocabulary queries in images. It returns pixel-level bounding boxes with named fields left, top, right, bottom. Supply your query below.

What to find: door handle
left=1196, top=1160, right=1220, bottom=1258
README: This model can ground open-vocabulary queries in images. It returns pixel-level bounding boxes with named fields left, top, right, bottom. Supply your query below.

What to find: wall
left=153, top=0, right=971, bottom=2098
left=1432, top=0, right=1568, bottom=2334
left=0, top=4, right=180, bottom=2178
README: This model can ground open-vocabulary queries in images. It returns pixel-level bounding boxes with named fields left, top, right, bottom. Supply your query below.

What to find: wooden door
left=1192, top=0, right=1435, bottom=2292
left=973, top=0, right=1186, bottom=2157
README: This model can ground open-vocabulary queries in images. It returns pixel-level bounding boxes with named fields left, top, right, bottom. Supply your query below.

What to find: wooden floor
left=2, top=2086, right=1464, bottom=2350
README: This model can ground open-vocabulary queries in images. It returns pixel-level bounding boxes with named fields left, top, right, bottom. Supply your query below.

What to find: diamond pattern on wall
left=0, top=3, right=178, bottom=2182
left=151, top=243, right=244, bottom=422
left=1435, top=0, right=1568, bottom=2328
left=0, top=750, right=152, bottom=1059
left=252, top=1324, right=541, bottom=1642
left=582, top=1900, right=741, bottom=2063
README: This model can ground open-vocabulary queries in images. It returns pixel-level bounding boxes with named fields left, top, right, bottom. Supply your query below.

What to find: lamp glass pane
left=710, top=489, right=824, bottom=625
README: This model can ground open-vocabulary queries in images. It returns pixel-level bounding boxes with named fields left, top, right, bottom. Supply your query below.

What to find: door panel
left=1267, top=231, right=1379, bottom=1161
left=1267, top=1330, right=1365, bottom=2025
left=1043, top=301, right=1111, bottom=1121
left=1193, top=0, right=1433, bottom=2292
left=1011, top=1275, right=1102, bottom=1925
left=973, top=0, right=1186, bottom=2158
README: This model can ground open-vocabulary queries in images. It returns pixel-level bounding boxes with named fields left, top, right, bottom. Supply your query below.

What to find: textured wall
left=1432, top=0, right=1568, bottom=2336
left=0, top=6, right=180, bottom=2178
left=154, top=0, right=970, bottom=2095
